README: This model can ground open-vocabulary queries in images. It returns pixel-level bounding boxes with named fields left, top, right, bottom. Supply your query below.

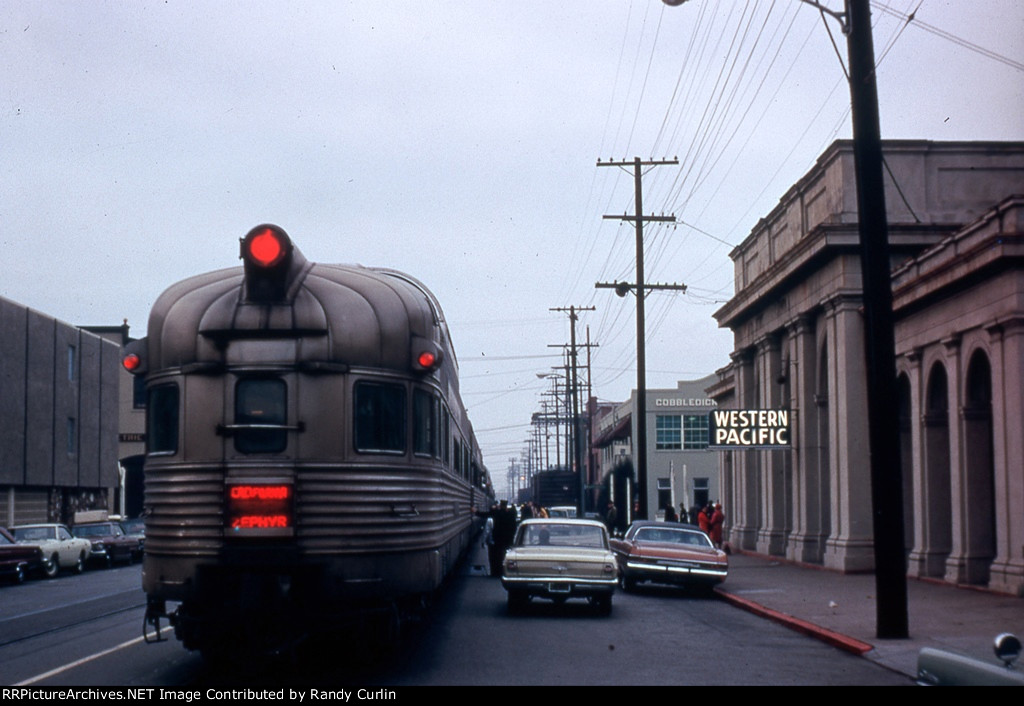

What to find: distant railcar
left=127, top=225, right=491, bottom=656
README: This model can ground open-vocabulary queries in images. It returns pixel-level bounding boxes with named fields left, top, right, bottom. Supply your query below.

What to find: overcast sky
left=3, top=1, right=1022, bottom=494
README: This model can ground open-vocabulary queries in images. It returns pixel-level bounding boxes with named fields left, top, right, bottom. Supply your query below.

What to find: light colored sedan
left=501, top=518, right=617, bottom=615
left=10, top=523, right=92, bottom=578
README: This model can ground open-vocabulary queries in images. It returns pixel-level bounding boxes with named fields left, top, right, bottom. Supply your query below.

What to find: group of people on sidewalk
left=664, top=501, right=725, bottom=549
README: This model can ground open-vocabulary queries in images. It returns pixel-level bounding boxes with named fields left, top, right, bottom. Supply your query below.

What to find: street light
left=662, top=0, right=907, bottom=639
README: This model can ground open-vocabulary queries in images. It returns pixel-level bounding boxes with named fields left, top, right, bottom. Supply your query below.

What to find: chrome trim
left=502, top=576, right=618, bottom=586
left=625, top=560, right=727, bottom=577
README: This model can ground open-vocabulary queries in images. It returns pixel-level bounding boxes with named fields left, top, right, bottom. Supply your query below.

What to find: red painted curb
left=716, top=588, right=875, bottom=656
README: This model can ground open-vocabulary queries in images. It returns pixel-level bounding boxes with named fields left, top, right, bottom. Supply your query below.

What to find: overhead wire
left=873, top=1, right=1024, bottom=72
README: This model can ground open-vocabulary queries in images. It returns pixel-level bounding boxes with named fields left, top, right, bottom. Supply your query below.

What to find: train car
left=125, top=225, right=491, bottom=656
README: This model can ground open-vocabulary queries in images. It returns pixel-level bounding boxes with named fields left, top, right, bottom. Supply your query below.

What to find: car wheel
left=14, top=564, right=25, bottom=584
left=595, top=594, right=612, bottom=616
left=43, top=555, right=59, bottom=579
left=620, top=574, right=637, bottom=592
left=75, top=552, right=86, bottom=574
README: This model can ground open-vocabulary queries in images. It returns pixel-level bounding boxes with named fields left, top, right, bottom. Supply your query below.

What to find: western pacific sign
left=708, top=409, right=791, bottom=448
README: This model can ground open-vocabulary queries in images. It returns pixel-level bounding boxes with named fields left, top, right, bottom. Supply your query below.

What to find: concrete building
left=83, top=324, right=146, bottom=518
left=0, top=297, right=121, bottom=526
left=709, top=140, right=1024, bottom=595
left=591, top=376, right=720, bottom=526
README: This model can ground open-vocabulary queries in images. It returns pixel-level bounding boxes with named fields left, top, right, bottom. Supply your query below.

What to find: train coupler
left=143, top=597, right=169, bottom=643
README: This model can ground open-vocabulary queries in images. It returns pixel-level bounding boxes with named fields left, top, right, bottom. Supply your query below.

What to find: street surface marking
left=14, top=625, right=174, bottom=686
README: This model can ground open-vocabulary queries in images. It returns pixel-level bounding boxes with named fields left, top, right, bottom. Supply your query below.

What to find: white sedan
left=10, top=524, right=91, bottom=577
left=501, top=518, right=618, bottom=615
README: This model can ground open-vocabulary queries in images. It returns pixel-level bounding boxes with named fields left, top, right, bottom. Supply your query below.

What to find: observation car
left=609, top=521, right=728, bottom=592
left=501, top=518, right=617, bottom=615
left=127, top=225, right=491, bottom=656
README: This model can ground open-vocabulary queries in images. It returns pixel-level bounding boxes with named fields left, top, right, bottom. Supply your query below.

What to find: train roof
left=146, top=234, right=456, bottom=373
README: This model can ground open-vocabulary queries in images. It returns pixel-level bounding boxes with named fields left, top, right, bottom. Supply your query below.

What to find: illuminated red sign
left=230, top=485, right=290, bottom=501
left=231, top=515, right=290, bottom=529
left=226, top=483, right=293, bottom=533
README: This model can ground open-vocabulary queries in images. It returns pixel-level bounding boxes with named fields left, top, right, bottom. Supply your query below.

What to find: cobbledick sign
left=708, top=409, right=790, bottom=448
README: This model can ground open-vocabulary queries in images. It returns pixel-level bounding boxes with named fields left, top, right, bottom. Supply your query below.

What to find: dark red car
left=610, top=521, right=728, bottom=593
left=72, top=522, right=138, bottom=567
left=0, top=527, right=44, bottom=583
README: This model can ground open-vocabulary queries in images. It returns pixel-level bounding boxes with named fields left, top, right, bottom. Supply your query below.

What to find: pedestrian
left=475, top=500, right=518, bottom=577
left=604, top=501, right=618, bottom=534
left=697, top=504, right=710, bottom=534
left=664, top=504, right=678, bottom=523
left=709, top=503, right=725, bottom=548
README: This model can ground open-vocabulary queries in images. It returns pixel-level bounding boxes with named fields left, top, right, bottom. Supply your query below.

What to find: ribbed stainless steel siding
left=144, top=461, right=473, bottom=558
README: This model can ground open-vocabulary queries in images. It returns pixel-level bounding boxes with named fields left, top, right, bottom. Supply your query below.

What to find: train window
left=147, top=384, right=179, bottom=455
left=441, top=405, right=451, bottom=466
left=434, top=397, right=443, bottom=460
left=355, top=381, right=407, bottom=454
left=132, top=375, right=147, bottom=409
left=413, top=389, right=436, bottom=457
left=235, top=378, right=288, bottom=454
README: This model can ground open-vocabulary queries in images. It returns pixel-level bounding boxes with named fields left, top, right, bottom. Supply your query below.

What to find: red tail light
left=247, top=228, right=286, bottom=268
left=417, top=351, right=437, bottom=369
left=239, top=224, right=294, bottom=303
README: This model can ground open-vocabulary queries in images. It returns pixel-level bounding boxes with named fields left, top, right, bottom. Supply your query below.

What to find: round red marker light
left=417, top=351, right=437, bottom=369
left=248, top=229, right=285, bottom=267
left=122, top=353, right=141, bottom=372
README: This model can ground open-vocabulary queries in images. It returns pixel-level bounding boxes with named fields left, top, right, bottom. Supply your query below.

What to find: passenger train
left=126, top=225, right=491, bottom=656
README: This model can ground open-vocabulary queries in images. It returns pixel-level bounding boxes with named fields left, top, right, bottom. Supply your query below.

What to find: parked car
left=610, top=521, right=728, bottom=593
left=119, top=518, right=145, bottom=560
left=72, top=521, right=138, bottom=567
left=547, top=506, right=577, bottom=518
left=0, top=527, right=45, bottom=584
left=917, top=633, right=1023, bottom=686
left=9, top=524, right=91, bottom=577
left=501, top=518, right=617, bottom=615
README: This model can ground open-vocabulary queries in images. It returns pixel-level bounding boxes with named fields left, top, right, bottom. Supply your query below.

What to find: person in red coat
left=697, top=504, right=710, bottom=534
left=709, top=503, right=725, bottom=548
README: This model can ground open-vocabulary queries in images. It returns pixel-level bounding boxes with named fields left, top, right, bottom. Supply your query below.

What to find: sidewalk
left=715, top=551, right=1024, bottom=680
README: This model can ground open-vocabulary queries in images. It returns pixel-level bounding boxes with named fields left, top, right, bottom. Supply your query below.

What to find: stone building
left=709, top=140, right=1024, bottom=595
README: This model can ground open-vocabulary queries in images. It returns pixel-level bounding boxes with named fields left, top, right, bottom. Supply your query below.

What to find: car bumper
left=622, top=560, right=727, bottom=584
left=502, top=575, right=617, bottom=598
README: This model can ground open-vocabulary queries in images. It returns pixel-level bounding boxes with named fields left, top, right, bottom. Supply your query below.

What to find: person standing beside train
left=476, top=500, right=517, bottom=577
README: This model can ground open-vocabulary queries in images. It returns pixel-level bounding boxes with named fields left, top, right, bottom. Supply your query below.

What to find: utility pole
left=597, top=157, right=679, bottom=520
left=844, top=0, right=908, bottom=640
left=551, top=305, right=596, bottom=513
left=660, top=0, right=907, bottom=639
